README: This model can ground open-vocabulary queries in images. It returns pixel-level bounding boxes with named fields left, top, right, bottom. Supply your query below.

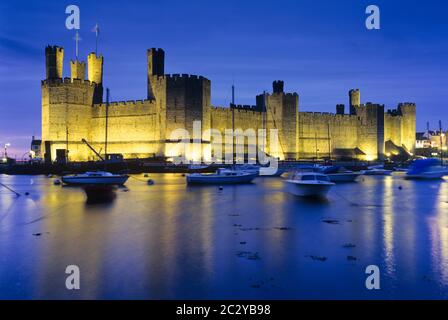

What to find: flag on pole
left=92, top=23, right=100, bottom=36
left=92, top=23, right=100, bottom=54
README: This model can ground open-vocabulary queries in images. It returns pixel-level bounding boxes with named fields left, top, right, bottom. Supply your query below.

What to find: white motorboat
left=186, top=168, right=258, bottom=185
left=405, top=159, right=448, bottom=180
left=317, top=166, right=361, bottom=183
left=61, top=171, right=129, bottom=186
left=284, top=172, right=335, bottom=198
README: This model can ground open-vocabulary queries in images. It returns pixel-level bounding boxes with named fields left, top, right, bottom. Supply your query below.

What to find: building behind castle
left=41, top=46, right=416, bottom=163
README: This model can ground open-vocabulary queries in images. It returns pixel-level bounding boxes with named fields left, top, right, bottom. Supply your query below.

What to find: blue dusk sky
left=1, top=0, right=447, bottom=157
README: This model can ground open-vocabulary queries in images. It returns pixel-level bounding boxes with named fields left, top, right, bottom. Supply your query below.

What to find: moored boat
left=186, top=168, right=258, bottom=185
left=317, top=166, right=361, bottom=183
left=61, top=171, right=129, bottom=186
left=284, top=172, right=335, bottom=198
left=234, top=164, right=261, bottom=175
left=363, top=166, right=393, bottom=176
left=405, top=159, right=448, bottom=180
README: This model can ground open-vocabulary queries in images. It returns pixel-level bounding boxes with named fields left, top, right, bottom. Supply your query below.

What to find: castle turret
left=88, top=53, right=103, bottom=103
left=336, top=104, right=345, bottom=115
left=273, top=80, right=284, bottom=94
left=147, top=48, right=165, bottom=99
left=147, top=48, right=165, bottom=76
left=349, top=89, right=361, bottom=115
left=70, top=60, right=86, bottom=80
left=45, top=45, right=64, bottom=79
left=87, top=53, right=103, bottom=84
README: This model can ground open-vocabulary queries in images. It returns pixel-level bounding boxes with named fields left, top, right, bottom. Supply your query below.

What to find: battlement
left=165, top=74, right=209, bottom=82
left=148, top=48, right=164, bottom=54
left=88, top=52, right=103, bottom=59
left=230, top=103, right=260, bottom=111
left=300, top=111, right=357, bottom=118
left=41, top=77, right=97, bottom=87
left=398, top=102, right=416, bottom=107
left=263, top=92, right=298, bottom=98
left=387, top=109, right=401, bottom=116
left=94, top=99, right=156, bottom=108
left=45, top=45, right=63, bottom=54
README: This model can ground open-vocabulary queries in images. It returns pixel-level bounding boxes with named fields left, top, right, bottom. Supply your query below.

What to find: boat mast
left=327, top=122, right=331, bottom=161
left=439, top=120, right=444, bottom=165
left=232, top=83, right=235, bottom=164
left=105, top=88, right=109, bottom=162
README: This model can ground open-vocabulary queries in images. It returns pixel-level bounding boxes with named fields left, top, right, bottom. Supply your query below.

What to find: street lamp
left=4, top=143, right=10, bottom=158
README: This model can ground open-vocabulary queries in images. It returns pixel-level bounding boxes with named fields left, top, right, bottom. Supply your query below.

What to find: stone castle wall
left=90, top=100, right=161, bottom=159
left=41, top=45, right=416, bottom=162
left=298, top=112, right=360, bottom=159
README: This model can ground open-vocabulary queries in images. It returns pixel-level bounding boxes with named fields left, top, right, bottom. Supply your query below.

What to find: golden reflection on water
left=382, top=176, right=395, bottom=277
left=433, top=181, right=448, bottom=284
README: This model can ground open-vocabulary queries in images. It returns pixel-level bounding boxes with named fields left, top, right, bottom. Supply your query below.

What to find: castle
left=41, top=45, right=416, bottom=162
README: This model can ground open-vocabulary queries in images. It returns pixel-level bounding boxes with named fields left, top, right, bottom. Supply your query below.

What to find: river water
left=0, top=173, right=447, bottom=299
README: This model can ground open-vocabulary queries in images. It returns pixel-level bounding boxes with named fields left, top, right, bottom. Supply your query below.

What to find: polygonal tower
left=147, top=48, right=165, bottom=99
left=87, top=52, right=103, bottom=103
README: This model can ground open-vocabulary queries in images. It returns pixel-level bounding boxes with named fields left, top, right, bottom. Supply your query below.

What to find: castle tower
left=70, top=60, right=86, bottom=80
left=88, top=52, right=103, bottom=103
left=257, top=81, right=299, bottom=160
left=45, top=45, right=64, bottom=79
left=42, top=46, right=97, bottom=163
left=349, top=89, right=361, bottom=115
left=147, top=48, right=165, bottom=99
left=398, top=102, right=417, bottom=153
left=336, top=104, right=345, bottom=115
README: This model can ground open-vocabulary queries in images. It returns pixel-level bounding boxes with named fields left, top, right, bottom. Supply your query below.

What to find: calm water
left=1, top=173, right=448, bottom=299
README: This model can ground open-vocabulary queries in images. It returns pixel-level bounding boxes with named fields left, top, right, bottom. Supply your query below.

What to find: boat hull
left=405, top=171, right=448, bottom=180
left=327, top=173, right=360, bottom=183
left=284, top=180, right=333, bottom=198
left=363, top=170, right=392, bottom=176
left=187, top=173, right=257, bottom=185
left=61, top=175, right=129, bottom=186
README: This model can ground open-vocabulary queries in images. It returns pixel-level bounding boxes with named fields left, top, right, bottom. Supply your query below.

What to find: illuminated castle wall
left=41, top=45, right=416, bottom=162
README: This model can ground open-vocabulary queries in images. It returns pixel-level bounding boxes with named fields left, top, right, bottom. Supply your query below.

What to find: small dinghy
left=363, top=165, right=393, bottom=176
left=186, top=168, right=258, bottom=185
left=61, top=171, right=129, bottom=186
left=405, top=159, right=448, bottom=180
left=284, top=172, right=335, bottom=198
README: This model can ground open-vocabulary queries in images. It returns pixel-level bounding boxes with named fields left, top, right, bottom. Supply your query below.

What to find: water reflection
left=1, top=174, right=448, bottom=299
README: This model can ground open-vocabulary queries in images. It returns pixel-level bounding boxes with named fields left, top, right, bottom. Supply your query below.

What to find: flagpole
left=93, top=23, right=99, bottom=55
